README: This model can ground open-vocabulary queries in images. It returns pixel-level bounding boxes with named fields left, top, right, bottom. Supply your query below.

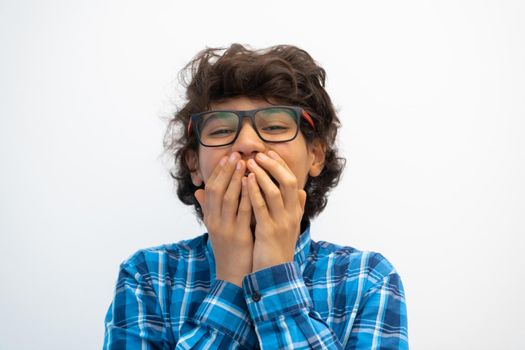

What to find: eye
left=208, top=128, right=235, bottom=136
left=261, top=124, right=290, bottom=132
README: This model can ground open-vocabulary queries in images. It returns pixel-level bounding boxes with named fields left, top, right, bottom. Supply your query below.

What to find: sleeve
left=103, top=262, right=257, bottom=350
left=242, top=262, right=344, bottom=350
left=103, top=262, right=172, bottom=350
left=346, top=271, right=409, bottom=350
left=174, top=280, right=257, bottom=349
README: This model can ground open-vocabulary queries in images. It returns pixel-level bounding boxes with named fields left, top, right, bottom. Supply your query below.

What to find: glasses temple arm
left=187, top=119, right=193, bottom=136
left=302, top=110, right=315, bottom=129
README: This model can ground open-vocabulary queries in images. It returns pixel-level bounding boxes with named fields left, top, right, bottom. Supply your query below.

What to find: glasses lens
left=197, top=111, right=239, bottom=146
left=255, top=107, right=298, bottom=142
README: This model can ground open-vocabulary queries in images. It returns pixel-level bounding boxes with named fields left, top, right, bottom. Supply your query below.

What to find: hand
left=246, top=150, right=307, bottom=272
left=194, top=152, right=253, bottom=287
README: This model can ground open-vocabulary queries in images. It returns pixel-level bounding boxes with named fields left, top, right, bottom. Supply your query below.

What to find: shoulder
left=309, top=239, right=402, bottom=289
left=118, top=233, right=209, bottom=277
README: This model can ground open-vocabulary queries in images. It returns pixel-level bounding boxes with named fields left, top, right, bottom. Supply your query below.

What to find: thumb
left=298, top=190, right=307, bottom=212
left=194, top=189, right=205, bottom=212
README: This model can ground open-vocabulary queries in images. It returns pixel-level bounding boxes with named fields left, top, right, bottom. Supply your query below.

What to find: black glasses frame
left=188, top=106, right=315, bottom=147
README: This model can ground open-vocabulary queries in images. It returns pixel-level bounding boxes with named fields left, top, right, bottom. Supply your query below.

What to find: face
left=187, top=96, right=325, bottom=189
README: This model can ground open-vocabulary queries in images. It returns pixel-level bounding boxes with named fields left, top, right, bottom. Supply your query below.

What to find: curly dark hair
left=163, top=43, right=345, bottom=221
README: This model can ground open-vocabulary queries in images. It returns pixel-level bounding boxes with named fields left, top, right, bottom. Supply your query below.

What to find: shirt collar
left=205, top=222, right=312, bottom=280
left=294, top=223, right=312, bottom=271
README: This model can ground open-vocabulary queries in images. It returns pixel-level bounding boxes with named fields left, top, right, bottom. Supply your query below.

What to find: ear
left=185, top=150, right=203, bottom=186
left=308, top=139, right=326, bottom=177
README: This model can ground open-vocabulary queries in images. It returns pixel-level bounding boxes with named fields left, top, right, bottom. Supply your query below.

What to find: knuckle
left=207, top=185, right=220, bottom=196
left=268, top=188, right=281, bottom=199
left=238, top=205, right=250, bottom=215
left=284, top=177, right=297, bottom=188
left=255, top=201, right=267, bottom=211
left=223, top=193, right=234, bottom=205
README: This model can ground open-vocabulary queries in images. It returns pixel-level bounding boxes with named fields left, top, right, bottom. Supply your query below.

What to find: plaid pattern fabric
left=103, top=226, right=408, bottom=349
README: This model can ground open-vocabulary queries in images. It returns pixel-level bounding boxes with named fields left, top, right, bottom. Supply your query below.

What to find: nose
left=231, top=119, right=265, bottom=157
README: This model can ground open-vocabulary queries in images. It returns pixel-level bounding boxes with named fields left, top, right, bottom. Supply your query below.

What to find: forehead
left=209, top=96, right=278, bottom=111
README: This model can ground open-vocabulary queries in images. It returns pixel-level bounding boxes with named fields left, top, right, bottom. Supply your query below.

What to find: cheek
left=199, top=159, right=215, bottom=182
left=198, top=152, right=225, bottom=182
left=272, top=152, right=310, bottom=187
left=292, top=163, right=310, bottom=188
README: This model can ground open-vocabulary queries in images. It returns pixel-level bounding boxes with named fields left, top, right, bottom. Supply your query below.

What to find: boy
left=103, top=44, right=408, bottom=349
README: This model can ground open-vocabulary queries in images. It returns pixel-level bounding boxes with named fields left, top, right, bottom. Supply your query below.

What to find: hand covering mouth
left=243, top=171, right=279, bottom=186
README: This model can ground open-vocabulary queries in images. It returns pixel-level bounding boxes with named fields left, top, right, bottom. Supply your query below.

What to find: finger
left=194, top=188, right=205, bottom=214
left=268, top=151, right=307, bottom=215
left=206, top=155, right=228, bottom=186
left=203, top=155, right=226, bottom=212
left=222, top=159, right=245, bottom=219
left=268, top=150, right=293, bottom=173
left=247, top=172, right=272, bottom=225
left=247, top=158, right=284, bottom=215
left=205, top=152, right=240, bottom=215
left=298, top=189, right=307, bottom=213
left=255, top=152, right=299, bottom=211
left=237, top=176, right=252, bottom=229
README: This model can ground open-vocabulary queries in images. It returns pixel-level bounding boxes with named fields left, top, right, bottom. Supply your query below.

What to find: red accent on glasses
left=301, top=110, right=315, bottom=129
left=187, top=118, right=193, bottom=136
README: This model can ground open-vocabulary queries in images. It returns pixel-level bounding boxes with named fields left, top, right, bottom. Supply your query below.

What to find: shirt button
left=251, top=291, right=261, bottom=302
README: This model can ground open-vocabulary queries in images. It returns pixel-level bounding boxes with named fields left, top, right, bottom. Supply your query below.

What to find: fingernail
left=257, top=153, right=269, bottom=161
left=268, top=150, right=279, bottom=159
left=229, top=153, right=238, bottom=163
left=236, top=160, right=242, bottom=171
left=248, top=159, right=257, bottom=168
left=219, top=157, right=227, bottom=166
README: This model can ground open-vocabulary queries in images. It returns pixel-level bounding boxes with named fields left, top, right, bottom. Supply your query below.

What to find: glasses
left=188, top=106, right=315, bottom=147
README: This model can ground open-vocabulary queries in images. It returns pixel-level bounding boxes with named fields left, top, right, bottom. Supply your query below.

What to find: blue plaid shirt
left=103, top=225, right=408, bottom=349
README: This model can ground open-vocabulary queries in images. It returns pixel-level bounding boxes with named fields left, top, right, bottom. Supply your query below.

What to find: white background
left=1, top=0, right=524, bottom=349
